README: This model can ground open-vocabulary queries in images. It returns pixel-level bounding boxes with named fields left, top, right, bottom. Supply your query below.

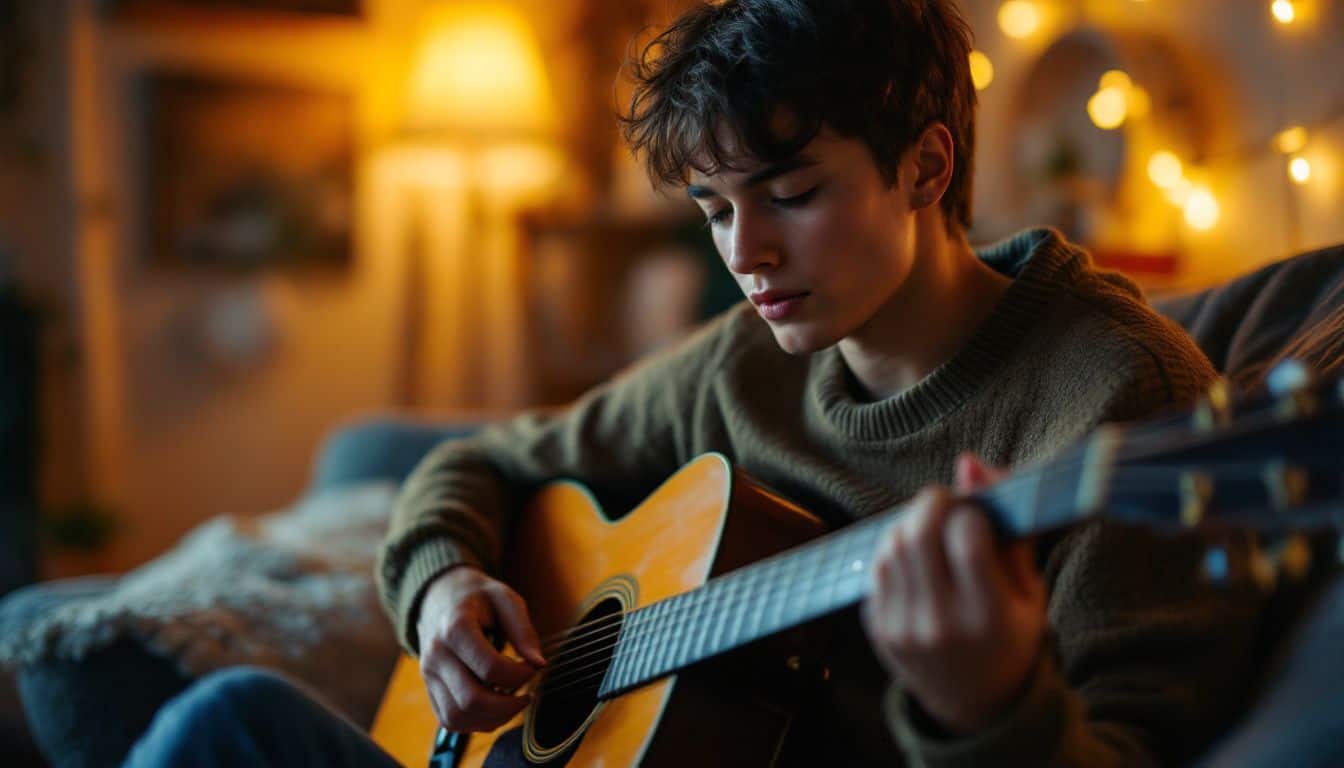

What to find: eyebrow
left=686, top=155, right=819, bottom=199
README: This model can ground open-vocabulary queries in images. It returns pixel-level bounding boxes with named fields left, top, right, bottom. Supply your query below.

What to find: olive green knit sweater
left=379, top=228, right=1263, bottom=766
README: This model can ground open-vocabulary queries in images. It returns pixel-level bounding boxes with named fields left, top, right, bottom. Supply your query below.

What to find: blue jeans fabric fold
left=123, top=667, right=401, bottom=768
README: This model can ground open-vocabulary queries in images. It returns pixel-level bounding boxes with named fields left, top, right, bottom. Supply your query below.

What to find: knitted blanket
left=0, top=482, right=402, bottom=726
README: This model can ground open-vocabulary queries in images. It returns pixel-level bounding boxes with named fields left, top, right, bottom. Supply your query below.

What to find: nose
left=722, top=210, right=781, bottom=275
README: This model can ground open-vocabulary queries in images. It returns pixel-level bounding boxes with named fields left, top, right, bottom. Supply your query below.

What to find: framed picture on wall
left=136, top=72, right=354, bottom=272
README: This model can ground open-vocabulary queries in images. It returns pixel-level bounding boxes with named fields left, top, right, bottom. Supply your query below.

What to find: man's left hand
left=861, top=453, right=1047, bottom=735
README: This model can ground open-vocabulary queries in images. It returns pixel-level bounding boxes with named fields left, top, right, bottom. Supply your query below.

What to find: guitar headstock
left=1114, top=361, right=1343, bottom=586
left=988, top=361, right=1344, bottom=590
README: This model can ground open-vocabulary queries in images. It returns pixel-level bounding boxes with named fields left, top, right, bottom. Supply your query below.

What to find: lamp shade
left=405, top=3, right=557, bottom=143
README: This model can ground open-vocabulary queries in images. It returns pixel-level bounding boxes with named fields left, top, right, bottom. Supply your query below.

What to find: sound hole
left=530, top=596, right=623, bottom=751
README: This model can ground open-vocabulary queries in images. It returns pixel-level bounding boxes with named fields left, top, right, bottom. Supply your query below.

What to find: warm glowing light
left=1127, top=86, right=1151, bottom=120
left=406, top=4, right=556, bottom=140
left=1275, top=126, right=1309, bottom=154
left=1184, top=187, right=1220, bottom=231
left=1166, top=177, right=1195, bottom=205
left=1271, top=0, right=1296, bottom=23
left=1148, top=152, right=1184, bottom=188
left=998, top=1, right=1042, bottom=39
left=1099, top=70, right=1133, bottom=92
left=1088, top=87, right=1128, bottom=130
left=1289, top=156, right=1312, bottom=184
left=969, top=50, right=995, bottom=90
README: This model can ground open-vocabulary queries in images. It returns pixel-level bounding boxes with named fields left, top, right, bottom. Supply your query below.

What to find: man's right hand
left=416, top=566, right=547, bottom=733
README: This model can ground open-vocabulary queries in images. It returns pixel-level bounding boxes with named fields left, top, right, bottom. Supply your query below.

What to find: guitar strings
left=530, top=462, right=1344, bottom=701
left=533, top=410, right=1340, bottom=658
left=535, top=453, right=1339, bottom=674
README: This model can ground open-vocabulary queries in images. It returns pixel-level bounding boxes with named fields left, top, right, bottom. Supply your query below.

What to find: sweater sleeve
left=885, top=331, right=1263, bottom=766
left=376, top=310, right=736, bottom=654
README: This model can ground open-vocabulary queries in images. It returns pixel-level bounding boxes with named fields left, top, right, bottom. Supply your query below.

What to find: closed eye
left=704, top=207, right=733, bottom=229
left=772, top=187, right=820, bottom=208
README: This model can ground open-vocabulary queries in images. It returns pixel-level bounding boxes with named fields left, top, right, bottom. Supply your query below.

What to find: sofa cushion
left=1153, top=244, right=1344, bottom=385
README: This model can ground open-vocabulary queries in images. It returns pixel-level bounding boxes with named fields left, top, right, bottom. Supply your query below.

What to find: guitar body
left=372, top=454, right=828, bottom=767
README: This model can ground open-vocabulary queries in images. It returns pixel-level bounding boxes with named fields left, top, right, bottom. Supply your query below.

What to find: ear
left=906, top=123, right=955, bottom=212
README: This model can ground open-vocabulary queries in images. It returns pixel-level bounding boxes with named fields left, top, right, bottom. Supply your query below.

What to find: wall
left=964, top=0, right=1343, bottom=287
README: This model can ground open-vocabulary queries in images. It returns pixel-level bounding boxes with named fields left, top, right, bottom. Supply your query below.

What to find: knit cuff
left=396, top=539, right=485, bottom=655
left=886, top=651, right=1071, bottom=768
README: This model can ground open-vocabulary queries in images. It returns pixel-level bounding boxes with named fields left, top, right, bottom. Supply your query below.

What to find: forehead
left=685, top=128, right=851, bottom=190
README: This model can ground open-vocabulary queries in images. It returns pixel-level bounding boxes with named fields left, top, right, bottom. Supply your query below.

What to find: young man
left=125, top=1, right=1265, bottom=765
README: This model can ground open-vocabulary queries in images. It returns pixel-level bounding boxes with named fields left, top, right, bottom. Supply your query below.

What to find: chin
left=769, top=323, right=837, bottom=355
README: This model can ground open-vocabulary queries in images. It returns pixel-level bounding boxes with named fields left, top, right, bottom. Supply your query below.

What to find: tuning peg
left=1262, top=462, right=1309, bottom=509
left=1270, top=534, right=1314, bottom=583
left=1201, top=545, right=1230, bottom=585
left=1180, top=472, right=1214, bottom=527
left=1267, top=359, right=1320, bottom=420
left=1194, top=379, right=1233, bottom=432
left=1248, top=540, right=1280, bottom=592
left=1248, top=534, right=1315, bottom=592
left=1266, top=359, right=1313, bottom=396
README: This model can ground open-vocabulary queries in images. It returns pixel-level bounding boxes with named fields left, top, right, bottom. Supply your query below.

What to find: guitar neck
left=598, top=436, right=1112, bottom=698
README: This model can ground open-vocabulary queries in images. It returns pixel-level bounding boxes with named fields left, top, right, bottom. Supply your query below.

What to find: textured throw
left=0, top=483, right=402, bottom=726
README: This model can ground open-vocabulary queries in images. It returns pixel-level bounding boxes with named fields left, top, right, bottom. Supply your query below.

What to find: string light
left=1088, top=86, right=1128, bottom=129
left=969, top=50, right=995, bottom=90
left=998, top=1, right=1042, bottom=39
left=1184, top=187, right=1220, bottom=231
left=1289, top=156, right=1312, bottom=184
left=1166, top=177, right=1195, bottom=206
left=1275, top=126, right=1309, bottom=154
left=1099, top=70, right=1132, bottom=92
left=991, top=0, right=1334, bottom=239
left=1147, top=151, right=1184, bottom=188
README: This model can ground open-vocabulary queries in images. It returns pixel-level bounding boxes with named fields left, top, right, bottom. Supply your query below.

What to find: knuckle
left=457, top=685, right=486, bottom=713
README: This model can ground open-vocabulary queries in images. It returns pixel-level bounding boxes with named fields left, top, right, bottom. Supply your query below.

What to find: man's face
left=688, top=129, right=918, bottom=355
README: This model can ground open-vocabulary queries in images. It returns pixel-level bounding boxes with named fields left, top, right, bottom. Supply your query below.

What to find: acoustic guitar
left=371, top=365, right=1344, bottom=767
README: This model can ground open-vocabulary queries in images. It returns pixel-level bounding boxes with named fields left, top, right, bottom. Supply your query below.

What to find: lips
left=750, top=290, right=809, bottom=321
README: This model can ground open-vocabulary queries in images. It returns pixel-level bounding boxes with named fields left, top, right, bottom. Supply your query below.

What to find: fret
left=665, top=593, right=691, bottom=674
left=658, top=597, right=681, bottom=678
left=635, top=600, right=663, bottom=686
left=765, top=554, right=788, bottom=636
left=690, top=581, right=712, bottom=662
left=707, top=576, right=730, bottom=657
left=746, top=560, right=770, bottom=645
left=615, top=607, right=642, bottom=688
left=816, top=534, right=843, bottom=614
left=726, top=567, right=751, bottom=650
left=607, top=609, right=640, bottom=692
left=798, top=536, right=824, bottom=627
left=644, top=600, right=668, bottom=684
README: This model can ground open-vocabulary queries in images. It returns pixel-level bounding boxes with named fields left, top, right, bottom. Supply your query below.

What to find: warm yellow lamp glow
left=1099, top=70, right=1132, bottom=92
left=998, top=1, right=1042, bottom=39
left=969, top=50, right=995, bottom=90
left=1148, top=151, right=1184, bottom=188
left=1166, top=177, right=1194, bottom=205
left=1184, top=187, right=1220, bottom=231
left=1289, top=156, right=1312, bottom=184
left=1271, top=0, right=1296, bottom=23
left=1126, top=86, right=1151, bottom=120
left=1275, top=126, right=1309, bottom=154
left=405, top=4, right=556, bottom=141
left=1088, top=87, right=1128, bottom=130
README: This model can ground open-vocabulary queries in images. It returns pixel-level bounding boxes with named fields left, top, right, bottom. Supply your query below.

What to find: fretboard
left=598, top=441, right=1104, bottom=699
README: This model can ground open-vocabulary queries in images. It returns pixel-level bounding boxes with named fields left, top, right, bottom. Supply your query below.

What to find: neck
left=838, top=216, right=1011, bottom=401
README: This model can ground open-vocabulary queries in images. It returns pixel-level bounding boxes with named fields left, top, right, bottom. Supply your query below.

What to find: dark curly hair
left=620, top=0, right=978, bottom=232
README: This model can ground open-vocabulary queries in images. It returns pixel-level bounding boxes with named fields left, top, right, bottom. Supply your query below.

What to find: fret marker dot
left=851, top=560, right=864, bottom=573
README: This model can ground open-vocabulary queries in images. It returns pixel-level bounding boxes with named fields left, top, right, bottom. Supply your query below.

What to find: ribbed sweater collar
left=808, top=228, right=1088, bottom=442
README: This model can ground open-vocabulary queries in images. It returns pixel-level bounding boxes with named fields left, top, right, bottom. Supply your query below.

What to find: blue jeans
left=123, top=668, right=401, bottom=768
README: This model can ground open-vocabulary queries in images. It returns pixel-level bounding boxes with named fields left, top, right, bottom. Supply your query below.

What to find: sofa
left=2, top=242, right=1342, bottom=768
